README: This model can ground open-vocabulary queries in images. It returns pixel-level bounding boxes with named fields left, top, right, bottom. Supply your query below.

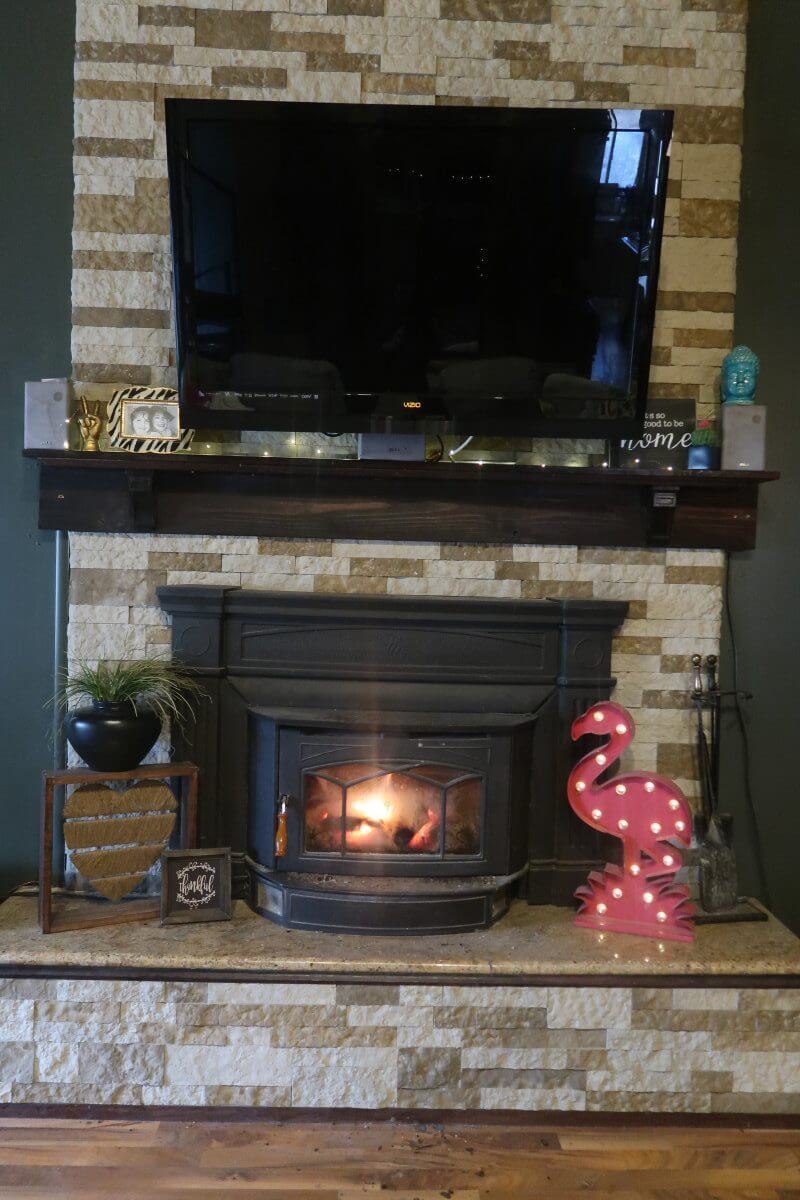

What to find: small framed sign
left=613, top=398, right=695, bottom=470
left=160, top=848, right=232, bottom=925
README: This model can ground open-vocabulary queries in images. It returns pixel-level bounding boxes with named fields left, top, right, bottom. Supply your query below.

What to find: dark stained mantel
left=24, top=449, right=779, bottom=550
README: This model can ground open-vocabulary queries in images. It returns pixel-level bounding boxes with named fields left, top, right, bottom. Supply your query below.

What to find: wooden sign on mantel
left=160, top=848, right=232, bottom=925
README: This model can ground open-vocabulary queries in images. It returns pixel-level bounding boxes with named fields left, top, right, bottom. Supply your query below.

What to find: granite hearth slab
left=1, top=897, right=797, bottom=984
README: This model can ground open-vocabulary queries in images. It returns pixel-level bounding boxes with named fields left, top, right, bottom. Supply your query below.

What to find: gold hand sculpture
left=77, top=397, right=103, bottom=451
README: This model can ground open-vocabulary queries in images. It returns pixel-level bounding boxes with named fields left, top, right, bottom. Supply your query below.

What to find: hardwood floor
left=0, top=1117, right=798, bottom=1198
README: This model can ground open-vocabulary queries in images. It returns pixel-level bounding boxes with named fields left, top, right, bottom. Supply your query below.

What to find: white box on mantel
left=721, top=404, right=767, bottom=471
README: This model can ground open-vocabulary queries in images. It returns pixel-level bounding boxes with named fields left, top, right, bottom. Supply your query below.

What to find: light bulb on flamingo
left=568, top=700, right=694, bottom=943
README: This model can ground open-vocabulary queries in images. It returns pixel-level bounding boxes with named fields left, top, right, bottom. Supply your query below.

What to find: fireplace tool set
left=690, top=654, right=765, bottom=923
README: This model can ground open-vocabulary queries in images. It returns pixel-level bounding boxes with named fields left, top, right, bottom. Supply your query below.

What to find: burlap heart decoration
left=63, top=781, right=177, bottom=902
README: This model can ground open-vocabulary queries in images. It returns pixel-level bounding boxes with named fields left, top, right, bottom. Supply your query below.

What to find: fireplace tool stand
left=691, top=654, right=766, bottom=924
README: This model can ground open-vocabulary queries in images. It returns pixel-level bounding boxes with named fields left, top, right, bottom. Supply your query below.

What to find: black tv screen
left=166, top=100, right=672, bottom=437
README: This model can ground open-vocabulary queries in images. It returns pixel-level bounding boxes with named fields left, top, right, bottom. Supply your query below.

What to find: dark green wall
left=0, top=1, right=74, bottom=896
left=720, top=1, right=800, bottom=932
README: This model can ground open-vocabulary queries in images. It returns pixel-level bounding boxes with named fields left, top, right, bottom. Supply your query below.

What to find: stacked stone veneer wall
left=68, top=0, right=746, bottom=799
left=69, top=536, right=722, bottom=796
left=2, top=977, right=798, bottom=1113
left=72, top=0, right=745, bottom=407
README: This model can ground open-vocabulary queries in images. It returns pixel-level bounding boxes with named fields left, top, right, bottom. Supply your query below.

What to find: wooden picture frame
left=39, top=762, right=198, bottom=934
left=160, top=847, right=232, bottom=925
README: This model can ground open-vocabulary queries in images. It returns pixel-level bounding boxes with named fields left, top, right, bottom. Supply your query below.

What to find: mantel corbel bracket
left=125, top=469, right=156, bottom=532
left=646, top=486, right=679, bottom=547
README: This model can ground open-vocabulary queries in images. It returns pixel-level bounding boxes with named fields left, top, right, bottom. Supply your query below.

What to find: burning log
left=408, top=808, right=440, bottom=853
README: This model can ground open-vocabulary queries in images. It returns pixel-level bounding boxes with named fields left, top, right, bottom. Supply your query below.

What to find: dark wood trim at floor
left=1, top=1104, right=798, bottom=1128
left=1, top=962, right=798, bottom=988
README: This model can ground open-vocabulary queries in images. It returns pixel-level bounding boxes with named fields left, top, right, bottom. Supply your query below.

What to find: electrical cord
left=724, top=552, right=772, bottom=909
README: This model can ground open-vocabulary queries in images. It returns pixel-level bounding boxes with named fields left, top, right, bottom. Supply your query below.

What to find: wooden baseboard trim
left=1, top=1104, right=798, bottom=1128
left=1, top=962, right=797, bottom=988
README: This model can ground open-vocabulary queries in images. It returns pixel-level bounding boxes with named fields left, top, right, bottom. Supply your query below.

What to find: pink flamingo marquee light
left=568, top=701, right=694, bottom=943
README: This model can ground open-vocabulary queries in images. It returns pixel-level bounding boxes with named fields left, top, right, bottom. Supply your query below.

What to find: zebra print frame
left=108, top=386, right=194, bottom=454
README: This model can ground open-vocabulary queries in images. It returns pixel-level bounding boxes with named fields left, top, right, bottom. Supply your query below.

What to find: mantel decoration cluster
left=568, top=701, right=695, bottom=943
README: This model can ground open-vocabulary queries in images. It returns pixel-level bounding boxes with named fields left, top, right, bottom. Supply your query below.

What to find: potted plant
left=687, top=420, right=721, bottom=470
left=59, top=660, right=204, bottom=772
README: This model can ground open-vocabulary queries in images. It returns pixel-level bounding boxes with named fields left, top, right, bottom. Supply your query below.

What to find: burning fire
left=350, top=789, right=394, bottom=827
left=303, top=765, right=480, bottom=857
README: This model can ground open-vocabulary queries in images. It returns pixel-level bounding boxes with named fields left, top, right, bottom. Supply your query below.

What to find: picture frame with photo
left=108, top=385, right=194, bottom=454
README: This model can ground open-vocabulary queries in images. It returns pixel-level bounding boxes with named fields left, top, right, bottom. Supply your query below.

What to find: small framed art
left=160, top=847, right=232, bottom=925
left=108, top=386, right=194, bottom=453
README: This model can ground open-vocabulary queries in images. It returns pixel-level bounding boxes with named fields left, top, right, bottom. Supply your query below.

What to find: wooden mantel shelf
left=24, top=449, right=779, bottom=550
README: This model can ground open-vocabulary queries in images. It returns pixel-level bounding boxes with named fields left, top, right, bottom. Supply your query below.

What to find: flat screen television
left=165, top=99, right=672, bottom=437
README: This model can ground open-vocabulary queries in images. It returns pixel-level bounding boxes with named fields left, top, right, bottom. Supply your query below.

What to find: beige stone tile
left=659, top=237, right=737, bottom=295
left=36, top=1041, right=164, bottom=1086
left=461, top=1047, right=568, bottom=1070
left=398, top=986, right=444, bottom=1006
left=588, top=1066, right=693, bottom=1093
left=396, top=1085, right=483, bottom=1109
left=139, top=5, right=197, bottom=26
left=350, top=557, right=425, bottom=577
left=0, top=981, right=57, bottom=1000
left=333, top=540, right=440, bottom=559
left=69, top=621, right=148, bottom=661
left=586, top=1089, right=710, bottom=1113
left=195, top=8, right=273, bottom=47
left=36, top=1001, right=123, bottom=1025
left=435, top=1005, right=547, bottom=1030
left=68, top=603, right=131, bottom=625
left=275, top=1026, right=397, bottom=1048
left=211, top=65, right=289, bottom=86
left=396, top=1026, right=462, bottom=1049
left=348, top=1004, right=436, bottom=1028
left=424, top=559, right=497, bottom=579
left=0, top=1044, right=35, bottom=1085
left=291, top=1046, right=398, bottom=1106
left=149, top=551, right=223, bottom=571
left=512, top=544, right=578, bottom=563
left=221, top=1003, right=348, bottom=1028
left=76, top=99, right=155, bottom=142
left=388, top=577, right=521, bottom=599
left=739, top=989, right=800, bottom=1012
left=77, top=1, right=139, bottom=43
left=258, top=537, right=331, bottom=555
left=710, top=1090, right=800, bottom=1114
left=547, top=988, right=632, bottom=1031
left=53, top=979, right=167, bottom=1003
left=12, top=1082, right=146, bottom=1105
left=165, top=1042, right=293, bottom=1086
left=732, top=1053, right=800, bottom=1093
left=398, top=1047, right=461, bottom=1089
left=204, top=1084, right=293, bottom=1105
left=442, top=986, right=548, bottom=1008
left=76, top=40, right=174, bottom=66
left=166, top=571, right=243, bottom=587
left=336, top=984, right=400, bottom=1005
left=672, top=988, right=740, bottom=1011
left=313, top=575, right=388, bottom=595
left=480, top=1085, right=587, bottom=1110
left=206, top=982, right=337, bottom=1005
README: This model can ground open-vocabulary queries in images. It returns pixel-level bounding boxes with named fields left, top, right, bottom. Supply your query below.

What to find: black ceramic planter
left=65, top=701, right=161, bottom=772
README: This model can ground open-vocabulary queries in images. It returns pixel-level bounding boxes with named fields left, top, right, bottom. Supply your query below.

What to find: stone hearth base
left=1, top=897, right=798, bottom=1115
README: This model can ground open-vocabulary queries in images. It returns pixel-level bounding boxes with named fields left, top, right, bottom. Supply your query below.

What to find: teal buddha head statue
left=721, top=344, right=760, bottom=405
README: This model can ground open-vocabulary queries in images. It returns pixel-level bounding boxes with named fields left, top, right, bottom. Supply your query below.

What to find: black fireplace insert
left=158, top=588, right=627, bottom=934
